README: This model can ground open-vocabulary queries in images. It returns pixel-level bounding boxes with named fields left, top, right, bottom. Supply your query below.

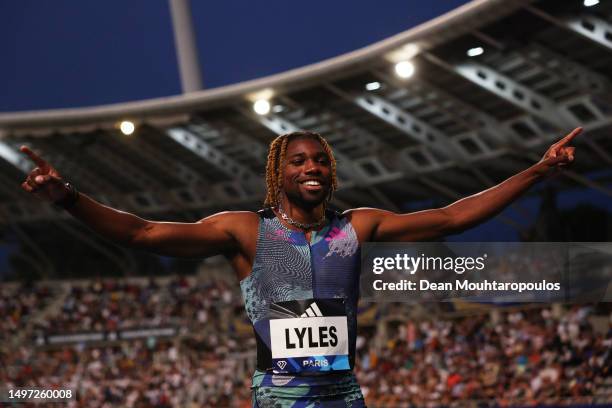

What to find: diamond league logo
left=277, top=360, right=287, bottom=369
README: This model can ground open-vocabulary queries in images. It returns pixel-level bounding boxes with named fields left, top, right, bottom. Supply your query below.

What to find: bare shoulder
left=198, top=210, right=259, bottom=223
left=342, top=207, right=390, bottom=243
left=197, top=210, right=260, bottom=235
left=343, top=207, right=389, bottom=218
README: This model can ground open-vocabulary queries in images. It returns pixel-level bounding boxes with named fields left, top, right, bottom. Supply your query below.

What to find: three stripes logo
left=300, top=302, right=323, bottom=318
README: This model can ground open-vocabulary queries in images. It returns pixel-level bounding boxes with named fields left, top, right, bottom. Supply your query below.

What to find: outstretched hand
left=538, top=127, right=581, bottom=171
left=19, top=146, right=68, bottom=203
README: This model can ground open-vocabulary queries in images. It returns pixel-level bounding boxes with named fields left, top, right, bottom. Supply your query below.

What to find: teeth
left=303, top=181, right=321, bottom=186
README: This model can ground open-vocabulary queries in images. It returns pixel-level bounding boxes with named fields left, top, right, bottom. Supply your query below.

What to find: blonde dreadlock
left=263, top=131, right=338, bottom=208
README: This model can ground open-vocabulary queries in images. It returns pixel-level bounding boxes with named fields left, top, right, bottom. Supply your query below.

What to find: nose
left=304, top=159, right=322, bottom=174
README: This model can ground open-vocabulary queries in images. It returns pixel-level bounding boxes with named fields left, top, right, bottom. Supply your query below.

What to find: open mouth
left=300, top=179, right=324, bottom=191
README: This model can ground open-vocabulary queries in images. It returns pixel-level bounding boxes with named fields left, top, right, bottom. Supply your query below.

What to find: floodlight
left=119, top=121, right=135, bottom=136
left=365, top=82, right=381, bottom=91
left=467, top=47, right=484, bottom=57
left=394, top=61, right=415, bottom=79
left=253, top=100, right=271, bottom=115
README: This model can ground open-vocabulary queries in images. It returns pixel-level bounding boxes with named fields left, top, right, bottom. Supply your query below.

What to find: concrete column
left=169, top=0, right=203, bottom=92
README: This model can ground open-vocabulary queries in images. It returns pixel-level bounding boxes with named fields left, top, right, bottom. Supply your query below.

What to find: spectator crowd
left=1, top=278, right=610, bottom=407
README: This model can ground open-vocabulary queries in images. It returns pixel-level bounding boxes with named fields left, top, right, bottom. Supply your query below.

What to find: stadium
left=1, top=0, right=611, bottom=407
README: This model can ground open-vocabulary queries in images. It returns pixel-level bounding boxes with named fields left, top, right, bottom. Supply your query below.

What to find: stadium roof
left=1, top=0, right=611, bottom=270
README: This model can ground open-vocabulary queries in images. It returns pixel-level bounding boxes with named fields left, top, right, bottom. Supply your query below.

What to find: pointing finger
left=20, top=146, right=48, bottom=168
left=557, top=127, right=582, bottom=147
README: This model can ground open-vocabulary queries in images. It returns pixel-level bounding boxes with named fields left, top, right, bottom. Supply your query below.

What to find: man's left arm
left=349, top=127, right=581, bottom=242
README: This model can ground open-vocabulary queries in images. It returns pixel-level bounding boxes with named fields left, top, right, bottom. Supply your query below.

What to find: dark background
left=0, top=0, right=470, bottom=111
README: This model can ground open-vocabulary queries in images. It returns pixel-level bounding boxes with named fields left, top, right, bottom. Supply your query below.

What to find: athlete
left=19, top=128, right=580, bottom=407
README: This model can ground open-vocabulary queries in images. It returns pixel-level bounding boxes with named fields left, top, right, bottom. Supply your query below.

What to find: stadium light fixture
left=467, top=47, right=484, bottom=57
left=119, top=121, right=135, bottom=136
left=584, top=0, right=599, bottom=6
left=394, top=61, right=415, bottom=79
left=365, top=81, right=381, bottom=91
left=253, top=99, right=271, bottom=115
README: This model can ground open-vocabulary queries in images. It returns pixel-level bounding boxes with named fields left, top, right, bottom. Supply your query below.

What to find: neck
left=277, top=197, right=326, bottom=227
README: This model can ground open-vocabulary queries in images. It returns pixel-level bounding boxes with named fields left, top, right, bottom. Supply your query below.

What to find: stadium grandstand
left=1, top=0, right=611, bottom=407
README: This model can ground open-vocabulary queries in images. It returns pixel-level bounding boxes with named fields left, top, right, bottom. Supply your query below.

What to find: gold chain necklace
left=277, top=203, right=326, bottom=230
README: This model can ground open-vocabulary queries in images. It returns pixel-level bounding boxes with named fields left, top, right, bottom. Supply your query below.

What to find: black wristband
left=53, top=182, right=80, bottom=209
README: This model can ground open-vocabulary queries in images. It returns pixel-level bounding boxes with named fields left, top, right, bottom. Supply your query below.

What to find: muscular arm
left=348, top=128, right=581, bottom=242
left=66, top=193, right=243, bottom=257
left=19, top=146, right=248, bottom=258
left=349, top=163, right=544, bottom=242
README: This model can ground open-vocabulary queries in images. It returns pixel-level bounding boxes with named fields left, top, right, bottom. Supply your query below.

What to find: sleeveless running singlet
left=240, top=208, right=365, bottom=407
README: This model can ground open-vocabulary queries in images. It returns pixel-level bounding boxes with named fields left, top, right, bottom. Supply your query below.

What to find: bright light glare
left=467, top=47, right=484, bottom=57
left=272, top=105, right=284, bottom=113
left=119, top=121, right=135, bottom=135
left=253, top=99, right=271, bottom=115
left=365, top=81, right=381, bottom=91
left=394, top=61, right=415, bottom=79
left=584, top=0, right=599, bottom=7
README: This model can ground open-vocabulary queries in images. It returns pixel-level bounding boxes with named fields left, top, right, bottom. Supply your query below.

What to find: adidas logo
left=300, top=302, right=323, bottom=317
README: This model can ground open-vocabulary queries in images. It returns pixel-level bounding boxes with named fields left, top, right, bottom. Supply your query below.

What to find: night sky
left=1, top=0, right=471, bottom=111
left=0, top=1, right=609, bottom=252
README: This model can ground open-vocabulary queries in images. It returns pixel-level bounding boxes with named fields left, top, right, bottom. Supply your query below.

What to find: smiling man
left=20, top=128, right=580, bottom=407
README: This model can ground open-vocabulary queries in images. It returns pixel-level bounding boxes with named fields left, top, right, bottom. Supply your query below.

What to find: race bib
left=268, top=299, right=350, bottom=373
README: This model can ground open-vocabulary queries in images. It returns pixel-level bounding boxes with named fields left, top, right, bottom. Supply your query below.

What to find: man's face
left=280, top=137, right=332, bottom=208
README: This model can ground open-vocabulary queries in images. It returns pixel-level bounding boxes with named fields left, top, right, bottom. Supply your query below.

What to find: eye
left=290, top=159, right=304, bottom=165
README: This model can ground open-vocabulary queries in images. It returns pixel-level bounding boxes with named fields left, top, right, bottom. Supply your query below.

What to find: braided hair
left=263, top=131, right=338, bottom=208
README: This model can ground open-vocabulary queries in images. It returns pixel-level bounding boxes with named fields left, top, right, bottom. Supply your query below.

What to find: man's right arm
left=19, top=146, right=244, bottom=258
left=66, top=193, right=243, bottom=257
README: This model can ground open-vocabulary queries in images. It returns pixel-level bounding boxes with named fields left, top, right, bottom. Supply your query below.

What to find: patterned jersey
left=240, top=208, right=364, bottom=405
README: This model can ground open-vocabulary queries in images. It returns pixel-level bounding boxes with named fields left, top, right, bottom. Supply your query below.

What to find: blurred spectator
left=1, top=278, right=610, bottom=407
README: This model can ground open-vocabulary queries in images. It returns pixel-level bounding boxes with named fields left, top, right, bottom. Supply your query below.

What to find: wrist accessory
left=54, top=182, right=80, bottom=209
